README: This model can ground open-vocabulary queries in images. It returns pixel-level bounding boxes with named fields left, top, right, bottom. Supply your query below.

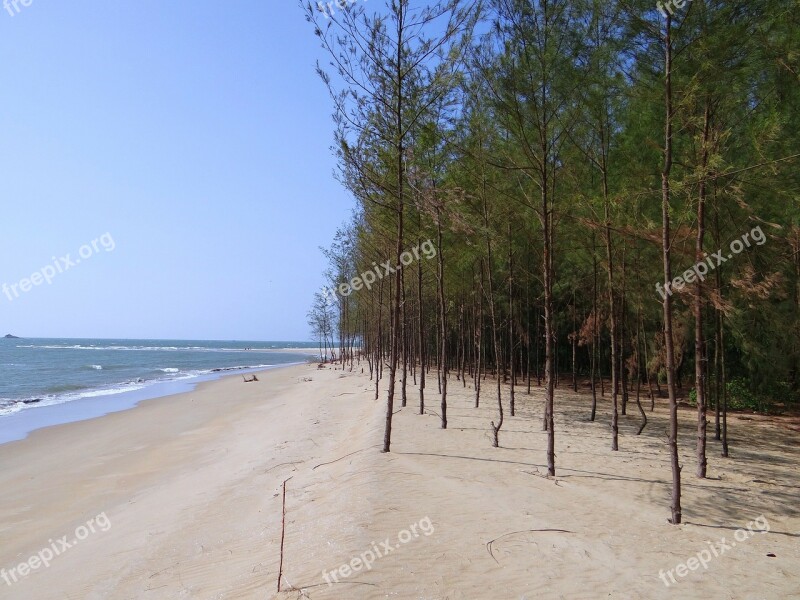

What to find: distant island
left=4, top=334, right=20, bottom=338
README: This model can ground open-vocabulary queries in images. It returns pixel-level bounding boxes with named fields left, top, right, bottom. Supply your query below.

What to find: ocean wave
left=0, top=359, right=288, bottom=421
left=18, top=344, right=191, bottom=351
left=16, top=344, right=315, bottom=353
left=0, top=403, right=24, bottom=417
left=208, top=364, right=273, bottom=372
left=0, top=382, right=149, bottom=416
left=75, top=385, right=146, bottom=399
left=45, top=383, right=89, bottom=394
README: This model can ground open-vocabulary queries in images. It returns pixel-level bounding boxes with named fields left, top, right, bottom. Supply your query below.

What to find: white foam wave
left=16, top=344, right=315, bottom=353
left=0, top=361, right=285, bottom=420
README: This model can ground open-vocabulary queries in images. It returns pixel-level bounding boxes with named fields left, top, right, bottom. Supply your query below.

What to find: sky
left=0, top=0, right=355, bottom=341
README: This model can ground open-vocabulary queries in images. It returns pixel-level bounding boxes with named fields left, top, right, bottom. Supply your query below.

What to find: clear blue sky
left=0, top=0, right=354, bottom=341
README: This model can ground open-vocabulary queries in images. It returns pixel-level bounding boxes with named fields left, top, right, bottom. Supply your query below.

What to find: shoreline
left=0, top=357, right=314, bottom=446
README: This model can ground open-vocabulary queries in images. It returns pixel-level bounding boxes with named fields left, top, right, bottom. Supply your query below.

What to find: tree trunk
left=620, top=247, right=628, bottom=417
left=661, top=16, right=682, bottom=524
left=695, top=100, right=711, bottom=478
left=527, top=246, right=532, bottom=396
left=720, top=293, right=729, bottom=457
left=508, top=222, right=516, bottom=416
left=572, top=292, right=578, bottom=393
left=636, top=308, right=648, bottom=435
left=542, top=170, right=556, bottom=476
left=483, top=195, right=503, bottom=447
left=382, top=14, right=405, bottom=453
left=401, top=267, right=408, bottom=408
left=604, top=150, right=619, bottom=451
left=591, top=235, right=598, bottom=421
left=437, top=209, right=447, bottom=429
left=485, top=255, right=503, bottom=447
left=536, top=304, right=541, bottom=387
left=418, top=230, right=426, bottom=416
left=460, top=301, right=468, bottom=388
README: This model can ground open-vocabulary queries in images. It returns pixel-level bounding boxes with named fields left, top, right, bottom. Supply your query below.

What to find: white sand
left=0, top=363, right=797, bottom=599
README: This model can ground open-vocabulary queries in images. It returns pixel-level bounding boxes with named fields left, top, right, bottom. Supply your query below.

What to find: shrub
left=689, top=378, right=782, bottom=412
left=725, top=377, right=764, bottom=412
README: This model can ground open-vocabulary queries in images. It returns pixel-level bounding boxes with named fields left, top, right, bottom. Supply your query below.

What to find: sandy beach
left=0, top=363, right=798, bottom=599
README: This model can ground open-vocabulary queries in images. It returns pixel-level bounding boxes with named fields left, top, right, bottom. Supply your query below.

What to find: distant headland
left=4, top=334, right=20, bottom=338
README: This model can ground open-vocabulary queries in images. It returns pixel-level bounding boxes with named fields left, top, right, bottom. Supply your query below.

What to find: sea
left=0, top=338, right=319, bottom=444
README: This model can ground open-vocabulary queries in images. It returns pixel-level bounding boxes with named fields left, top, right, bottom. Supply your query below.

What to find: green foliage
left=691, top=377, right=800, bottom=413
left=306, top=0, right=800, bottom=415
left=725, top=378, right=764, bottom=412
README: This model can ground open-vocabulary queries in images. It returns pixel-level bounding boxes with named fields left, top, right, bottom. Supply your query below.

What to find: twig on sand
left=486, top=529, right=575, bottom=564
left=312, top=446, right=380, bottom=471
left=265, top=461, right=301, bottom=474
left=277, top=476, right=293, bottom=593
left=282, top=580, right=380, bottom=598
left=148, top=562, right=180, bottom=579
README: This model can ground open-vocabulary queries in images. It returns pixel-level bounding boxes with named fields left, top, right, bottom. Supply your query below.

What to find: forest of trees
left=304, top=0, right=799, bottom=524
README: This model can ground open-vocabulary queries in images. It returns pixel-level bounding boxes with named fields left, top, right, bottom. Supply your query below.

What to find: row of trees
left=304, top=0, right=799, bottom=524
